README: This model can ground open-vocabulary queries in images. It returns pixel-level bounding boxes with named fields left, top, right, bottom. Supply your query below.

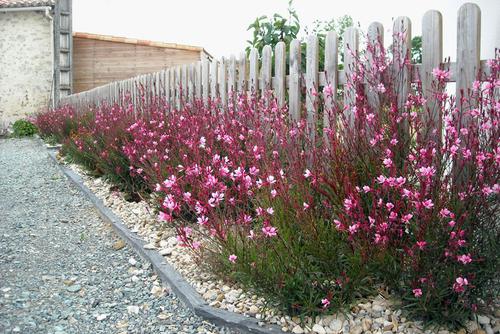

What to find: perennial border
left=43, top=141, right=285, bottom=334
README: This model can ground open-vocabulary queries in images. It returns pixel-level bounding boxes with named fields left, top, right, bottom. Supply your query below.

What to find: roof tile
left=0, top=0, right=55, bottom=8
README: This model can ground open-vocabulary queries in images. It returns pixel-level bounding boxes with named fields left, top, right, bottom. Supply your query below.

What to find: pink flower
left=386, top=202, right=394, bottom=211
left=303, top=202, right=310, bottom=211
left=270, top=189, right=277, bottom=198
left=432, top=68, right=451, bottom=81
left=383, top=158, right=393, bottom=168
left=453, top=276, right=469, bottom=293
left=228, top=254, right=237, bottom=263
left=266, top=207, right=274, bottom=215
left=362, top=186, right=371, bottom=193
left=266, top=175, right=276, bottom=185
left=418, top=166, right=436, bottom=178
left=262, top=225, right=278, bottom=237
left=457, top=254, right=472, bottom=264
left=376, top=83, right=386, bottom=93
left=303, top=169, right=312, bottom=179
left=416, top=241, right=427, bottom=250
left=321, top=298, right=330, bottom=308
left=158, top=211, right=172, bottom=222
left=422, top=199, right=434, bottom=209
left=413, top=288, right=423, bottom=298
left=323, top=84, right=333, bottom=97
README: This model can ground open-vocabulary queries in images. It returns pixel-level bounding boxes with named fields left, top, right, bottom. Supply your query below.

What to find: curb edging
left=44, top=145, right=285, bottom=334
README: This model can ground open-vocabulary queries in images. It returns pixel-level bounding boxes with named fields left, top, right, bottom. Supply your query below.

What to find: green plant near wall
left=12, top=119, right=37, bottom=137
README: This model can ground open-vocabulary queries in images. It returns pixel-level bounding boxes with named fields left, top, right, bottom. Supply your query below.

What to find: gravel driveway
left=0, top=138, right=224, bottom=334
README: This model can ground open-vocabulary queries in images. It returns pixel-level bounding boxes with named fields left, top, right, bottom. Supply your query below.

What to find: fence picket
left=306, top=35, right=319, bottom=144
left=261, top=45, right=272, bottom=95
left=202, top=58, right=210, bottom=102
left=228, top=55, right=236, bottom=101
left=324, top=31, right=338, bottom=138
left=238, top=51, right=247, bottom=94
left=249, top=48, right=259, bottom=94
left=344, top=27, right=359, bottom=126
left=422, top=10, right=443, bottom=138
left=210, top=60, right=219, bottom=100
left=456, top=3, right=481, bottom=124
left=366, top=22, right=384, bottom=113
left=274, top=42, right=286, bottom=107
left=195, top=61, right=202, bottom=100
left=289, top=39, right=301, bottom=122
left=219, top=57, right=227, bottom=107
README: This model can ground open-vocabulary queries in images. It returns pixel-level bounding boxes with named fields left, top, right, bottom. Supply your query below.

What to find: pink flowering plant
left=34, top=42, right=499, bottom=327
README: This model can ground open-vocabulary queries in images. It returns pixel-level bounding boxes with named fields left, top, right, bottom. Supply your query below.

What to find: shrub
left=34, top=45, right=499, bottom=328
left=12, top=119, right=37, bottom=137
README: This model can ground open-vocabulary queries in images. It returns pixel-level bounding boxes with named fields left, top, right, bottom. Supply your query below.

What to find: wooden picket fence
left=60, top=3, right=492, bottom=123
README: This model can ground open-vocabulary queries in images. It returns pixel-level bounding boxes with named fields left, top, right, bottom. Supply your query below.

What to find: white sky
left=73, top=0, right=499, bottom=60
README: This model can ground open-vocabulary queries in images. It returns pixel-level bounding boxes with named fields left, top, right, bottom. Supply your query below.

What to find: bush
left=12, top=119, right=37, bottom=137
left=34, top=45, right=499, bottom=328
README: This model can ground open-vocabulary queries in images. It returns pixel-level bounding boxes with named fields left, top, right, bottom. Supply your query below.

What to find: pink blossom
left=303, top=202, right=310, bottom=211
left=418, top=166, right=436, bottom=178
left=416, top=241, right=427, bottom=250
left=432, top=68, right=451, bottom=81
left=362, top=186, right=371, bottom=193
left=321, top=298, right=330, bottom=308
left=158, top=211, right=172, bottom=222
left=457, top=254, right=472, bottom=264
left=228, top=254, right=237, bottom=263
left=270, top=189, right=277, bottom=198
left=422, top=199, right=434, bottom=209
left=262, top=225, right=278, bottom=237
left=413, top=288, right=423, bottom=298
left=266, top=207, right=275, bottom=215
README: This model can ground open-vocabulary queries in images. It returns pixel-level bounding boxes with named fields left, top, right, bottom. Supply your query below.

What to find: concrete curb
left=43, top=143, right=285, bottom=334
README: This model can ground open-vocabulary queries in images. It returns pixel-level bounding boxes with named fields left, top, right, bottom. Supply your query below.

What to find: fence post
left=289, top=39, right=301, bottom=122
left=195, top=61, right=202, bottom=100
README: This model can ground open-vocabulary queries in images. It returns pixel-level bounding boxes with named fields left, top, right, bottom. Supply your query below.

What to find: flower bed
left=35, top=46, right=499, bottom=333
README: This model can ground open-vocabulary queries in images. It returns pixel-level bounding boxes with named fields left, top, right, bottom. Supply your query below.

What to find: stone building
left=0, top=0, right=71, bottom=131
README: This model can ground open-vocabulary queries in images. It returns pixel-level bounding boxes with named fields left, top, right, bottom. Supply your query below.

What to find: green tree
left=411, top=36, right=422, bottom=64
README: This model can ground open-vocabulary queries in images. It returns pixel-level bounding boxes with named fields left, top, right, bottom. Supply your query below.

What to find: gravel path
left=0, top=138, right=224, bottom=334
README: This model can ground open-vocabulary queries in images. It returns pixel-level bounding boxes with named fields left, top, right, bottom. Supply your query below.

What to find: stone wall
left=0, top=10, right=53, bottom=129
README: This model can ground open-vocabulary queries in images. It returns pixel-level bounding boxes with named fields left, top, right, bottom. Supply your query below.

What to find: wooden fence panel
left=249, top=48, right=259, bottom=94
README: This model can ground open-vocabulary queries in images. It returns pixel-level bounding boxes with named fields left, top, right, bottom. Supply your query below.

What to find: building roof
left=0, top=0, right=54, bottom=8
left=74, top=32, right=212, bottom=59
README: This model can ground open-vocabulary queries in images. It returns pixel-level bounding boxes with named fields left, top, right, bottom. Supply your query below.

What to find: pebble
left=312, top=323, right=326, bottom=334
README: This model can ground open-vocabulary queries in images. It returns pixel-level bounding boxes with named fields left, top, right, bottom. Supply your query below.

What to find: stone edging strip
left=43, top=143, right=285, bottom=334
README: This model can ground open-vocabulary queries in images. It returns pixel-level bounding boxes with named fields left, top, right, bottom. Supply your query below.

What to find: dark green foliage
left=12, top=119, right=37, bottom=137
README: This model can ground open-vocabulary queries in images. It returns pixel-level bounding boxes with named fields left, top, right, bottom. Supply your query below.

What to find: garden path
left=0, top=138, right=223, bottom=334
